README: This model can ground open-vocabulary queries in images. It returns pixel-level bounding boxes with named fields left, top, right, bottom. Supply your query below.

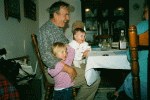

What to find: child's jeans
left=54, top=87, right=72, bottom=100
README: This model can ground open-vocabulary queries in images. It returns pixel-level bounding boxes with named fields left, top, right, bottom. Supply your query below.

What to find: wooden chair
left=128, top=25, right=149, bottom=100
left=93, top=34, right=112, bottom=45
left=31, top=34, right=77, bottom=100
left=10, top=55, right=29, bottom=64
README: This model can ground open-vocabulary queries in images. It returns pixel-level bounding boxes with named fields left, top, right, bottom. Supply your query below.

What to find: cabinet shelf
left=86, top=30, right=98, bottom=32
left=81, top=0, right=129, bottom=44
left=85, top=17, right=97, bottom=18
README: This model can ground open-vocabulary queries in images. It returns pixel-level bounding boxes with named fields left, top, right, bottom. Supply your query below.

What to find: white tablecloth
left=85, top=50, right=131, bottom=86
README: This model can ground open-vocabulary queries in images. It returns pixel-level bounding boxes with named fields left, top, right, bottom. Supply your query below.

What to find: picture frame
left=4, top=0, right=21, bottom=22
left=24, top=0, right=36, bottom=21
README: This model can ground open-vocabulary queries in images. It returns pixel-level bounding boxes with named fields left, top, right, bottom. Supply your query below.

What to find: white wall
left=0, top=0, right=39, bottom=71
left=63, top=0, right=82, bottom=42
left=129, top=0, right=145, bottom=26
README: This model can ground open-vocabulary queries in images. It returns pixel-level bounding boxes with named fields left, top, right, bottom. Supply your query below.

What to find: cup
left=101, top=43, right=107, bottom=51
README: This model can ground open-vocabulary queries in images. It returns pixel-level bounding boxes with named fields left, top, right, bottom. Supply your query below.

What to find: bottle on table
left=119, top=30, right=127, bottom=50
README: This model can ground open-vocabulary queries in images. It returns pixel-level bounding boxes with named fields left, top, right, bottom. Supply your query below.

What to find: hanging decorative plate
left=86, top=19, right=92, bottom=30
left=114, top=7, right=125, bottom=16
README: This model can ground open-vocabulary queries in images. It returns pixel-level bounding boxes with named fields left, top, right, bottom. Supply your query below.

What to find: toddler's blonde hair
left=51, top=42, right=66, bottom=57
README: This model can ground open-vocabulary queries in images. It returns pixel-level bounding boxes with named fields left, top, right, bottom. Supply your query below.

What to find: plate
left=103, top=20, right=108, bottom=29
left=115, top=19, right=125, bottom=29
left=102, top=9, right=108, bottom=17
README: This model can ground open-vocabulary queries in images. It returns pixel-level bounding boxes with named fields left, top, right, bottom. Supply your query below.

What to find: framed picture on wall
left=4, top=0, right=21, bottom=22
left=24, top=0, right=36, bottom=21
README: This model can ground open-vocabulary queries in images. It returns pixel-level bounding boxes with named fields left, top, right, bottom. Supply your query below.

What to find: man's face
left=74, top=31, right=86, bottom=44
left=54, top=6, right=70, bottom=27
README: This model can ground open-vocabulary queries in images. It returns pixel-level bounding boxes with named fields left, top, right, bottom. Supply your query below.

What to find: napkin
left=85, top=69, right=99, bottom=86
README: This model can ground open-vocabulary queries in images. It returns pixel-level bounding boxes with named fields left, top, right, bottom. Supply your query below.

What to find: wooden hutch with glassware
left=81, top=0, right=129, bottom=46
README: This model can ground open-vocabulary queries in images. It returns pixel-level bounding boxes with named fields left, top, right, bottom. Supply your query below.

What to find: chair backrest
left=93, top=35, right=112, bottom=45
left=31, top=34, right=49, bottom=83
left=10, top=55, right=29, bottom=64
left=128, top=25, right=149, bottom=100
left=138, top=30, right=149, bottom=46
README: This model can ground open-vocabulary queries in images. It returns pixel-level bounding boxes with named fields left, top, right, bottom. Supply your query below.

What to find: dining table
left=85, top=47, right=131, bottom=86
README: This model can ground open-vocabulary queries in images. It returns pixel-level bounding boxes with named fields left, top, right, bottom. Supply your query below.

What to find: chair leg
left=49, top=86, right=54, bottom=100
left=45, top=86, right=54, bottom=100
left=72, top=87, right=77, bottom=100
left=45, top=86, right=51, bottom=100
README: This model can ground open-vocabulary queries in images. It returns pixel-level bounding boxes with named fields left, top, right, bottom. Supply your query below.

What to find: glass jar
left=101, top=39, right=107, bottom=51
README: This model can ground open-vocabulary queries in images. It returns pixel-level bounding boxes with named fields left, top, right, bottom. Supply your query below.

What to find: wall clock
left=133, top=3, right=140, bottom=10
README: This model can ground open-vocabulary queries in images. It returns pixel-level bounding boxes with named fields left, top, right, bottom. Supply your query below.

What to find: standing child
left=48, top=42, right=75, bottom=100
left=69, top=28, right=91, bottom=68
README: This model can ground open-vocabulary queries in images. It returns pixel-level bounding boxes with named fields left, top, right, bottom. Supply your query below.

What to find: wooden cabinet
left=81, top=0, right=100, bottom=45
left=81, top=0, right=129, bottom=45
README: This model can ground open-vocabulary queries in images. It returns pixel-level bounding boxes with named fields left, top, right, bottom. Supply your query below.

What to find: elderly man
left=37, top=1, right=100, bottom=100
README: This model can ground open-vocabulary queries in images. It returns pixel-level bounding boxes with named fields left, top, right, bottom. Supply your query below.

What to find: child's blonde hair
left=51, top=42, right=67, bottom=57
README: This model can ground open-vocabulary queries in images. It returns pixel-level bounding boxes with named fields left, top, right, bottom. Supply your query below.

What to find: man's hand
left=83, top=50, right=90, bottom=57
left=61, top=61, right=77, bottom=82
left=68, top=67, right=77, bottom=82
left=65, top=44, right=69, bottom=47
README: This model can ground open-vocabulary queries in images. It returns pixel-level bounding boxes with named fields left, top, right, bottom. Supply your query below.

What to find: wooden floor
left=16, top=69, right=131, bottom=100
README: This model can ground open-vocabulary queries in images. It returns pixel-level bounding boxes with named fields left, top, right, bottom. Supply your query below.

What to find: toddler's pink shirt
left=48, top=46, right=75, bottom=89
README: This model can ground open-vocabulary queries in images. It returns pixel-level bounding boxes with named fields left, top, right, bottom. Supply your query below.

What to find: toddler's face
left=74, top=31, right=86, bottom=44
left=56, top=48, right=67, bottom=61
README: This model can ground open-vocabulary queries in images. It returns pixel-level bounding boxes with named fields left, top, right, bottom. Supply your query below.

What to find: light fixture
left=118, top=7, right=123, bottom=11
left=85, top=8, right=90, bottom=12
